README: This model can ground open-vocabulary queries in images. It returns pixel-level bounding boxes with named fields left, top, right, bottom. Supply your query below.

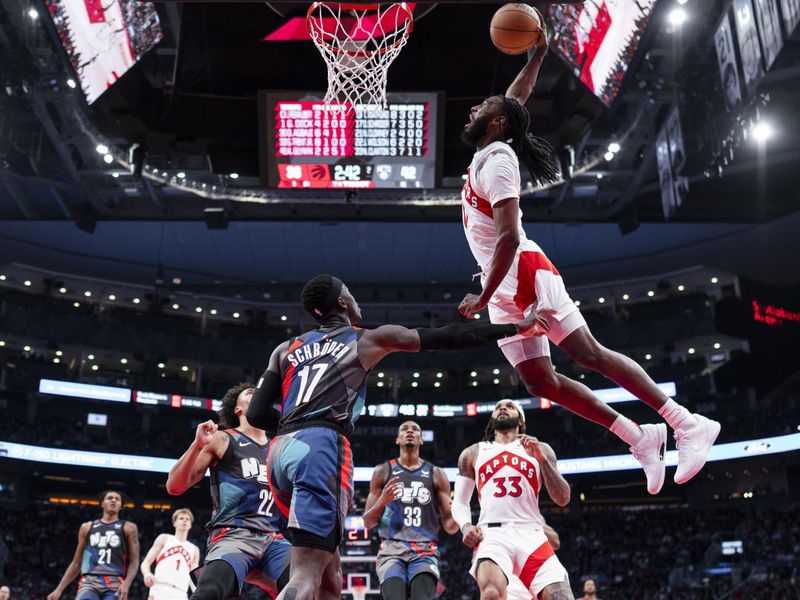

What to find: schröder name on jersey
left=286, top=340, right=350, bottom=368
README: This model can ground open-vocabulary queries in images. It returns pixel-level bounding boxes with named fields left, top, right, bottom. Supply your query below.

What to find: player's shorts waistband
left=482, top=521, right=542, bottom=528
left=277, top=420, right=348, bottom=437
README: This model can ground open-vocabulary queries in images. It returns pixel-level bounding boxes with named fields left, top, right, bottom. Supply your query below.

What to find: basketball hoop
left=307, top=2, right=414, bottom=109
left=346, top=572, right=371, bottom=600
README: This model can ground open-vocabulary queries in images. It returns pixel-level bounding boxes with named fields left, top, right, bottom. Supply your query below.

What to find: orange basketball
left=490, top=3, right=542, bottom=55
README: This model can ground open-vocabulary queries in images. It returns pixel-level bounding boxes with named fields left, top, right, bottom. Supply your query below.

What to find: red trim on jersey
left=267, top=437, right=292, bottom=518
left=518, top=540, right=555, bottom=590
left=475, top=450, right=540, bottom=498
left=463, top=169, right=494, bottom=220
left=512, top=251, right=560, bottom=312
left=281, top=339, right=305, bottom=399
left=339, top=436, right=353, bottom=499
left=209, top=527, right=229, bottom=544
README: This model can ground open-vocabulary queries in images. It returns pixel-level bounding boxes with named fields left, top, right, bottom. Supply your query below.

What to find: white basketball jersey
left=475, top=439, right=545, bottom=527
left=461, top=141, right=545, bottom=272
left=154, top=535, right=196, bottom=591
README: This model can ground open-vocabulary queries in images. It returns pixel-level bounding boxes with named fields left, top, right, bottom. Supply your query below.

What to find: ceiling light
left=688, top=347, right=695, bottom=355
left=53, top=357, right=60, bottom=363
left=73, top=302, right=80, bottom=308
left=378, top=372, right=384, bottom=378
left=714, top=342, right=721, bottom=349
left=28, top=7, right=38, bottom=19
left=752, top=121, right=773, bottom=142
left=647, top=290, right=655, bottom=297
left=87, top=354, right=95, bottom=360
left=413, top=372, right=420, bottom=378
left=95, top=144, right=109, bottom=155
left=66, top=78, right=76, bottom=89
left=108, top=294, right=116, bottom=301
left=103, top=153, right=114, bottom=164
left=0, top=341, right=5, bottom=347
left=676, top=0, right=688, bottom=4
left=84, top=291, right=91, bottom=297
left=436, top=372, right=443, bottom=378
left=111, top=172, right=120, bottom=178
left=121, top=358, right=128, bottom=364
left=55, top=350, right=63, bottom=356
left=668, top=8, right=687, bottom=25
left=622, top=294, right=629, bottom=300
left=493, top=378, right=500, bottom=385
left=210, top=309, right=218, bottom=315
left=434, top=382, right=441, bottom=388
left=132, top=298, right=141, bottom=304
left=0, top=274, right=5, bottom=280
left=471, top=381, right=478, bottom=387
left=91, top=364, right=99, bottom=371
left=470, top=371, right=477, bottom=377
left=229, top=172, right=239, bottom=179
left=232, top=312, right=240, bottom=319
left=608, top=142, right=620, bottom=153
left=604, top=151, right=615, bottom=161
left=23, top=280, right=32, bottom=287
left=181, top=365, right=189, bottom=372
left=645, top=353, right=652, bottom=360
left=195, top=307, right=202, bottom=313
left=280, top=315, right=288, bottom=321
left=710, top=277, right=719, bottom=284
left=493, top=368, right=500, bottom=375
left=172, top=277, right=182, bottom=285
left=473, top=313, right=481, bottom=319
left=377, top=381, right=384, bottom=388
left=23, top=345, right=31, bottom=352
left=596, top=173, right=604, bottom=180
left=598, top=297, right=605, bottom=303
left=59, top=287, right=67, bottom=293
left=177, top=172, right=186, bottom=179
left=172, top=303, right=179, bottom=310
left=157, top=362, right=165, bottom=369
left=574, top=300, right=581, bottom=307
left=411, top=381, right=418, bottom=388
left=677, top=284, right=685, bottom=291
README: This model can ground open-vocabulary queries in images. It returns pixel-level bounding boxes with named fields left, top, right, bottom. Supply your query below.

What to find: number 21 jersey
left=81, top=520, right=128, bottom=577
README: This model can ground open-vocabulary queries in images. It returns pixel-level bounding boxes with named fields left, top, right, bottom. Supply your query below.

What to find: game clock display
left=260, top=91, right=442, bottom=189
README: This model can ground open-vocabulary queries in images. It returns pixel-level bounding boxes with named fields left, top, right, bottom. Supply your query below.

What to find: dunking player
left=47, top=491, right=140, bottom=600
left=452, top=400, right=573, bottom=600
left=166, top=383, right=291, bottom=599
left=141, top=508, right=200, bottom=600
left=245, top=274, right=549, bottom=600
left=457, top=10, right=719, bottom=494
left=362, top=420, right=459, bottom=600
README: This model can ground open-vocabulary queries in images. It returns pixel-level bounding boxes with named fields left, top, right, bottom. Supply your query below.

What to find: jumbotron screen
left=259, top=92, right=442, bottom=189
left=45, top=0, right=163, bottom=104
left=547, top=0, right=659, bottom=107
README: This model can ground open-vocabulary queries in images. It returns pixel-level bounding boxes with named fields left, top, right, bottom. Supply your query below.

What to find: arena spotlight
left=688, top=348, right=695, bottom=355
left=596, top=173, right=604, bottom=180
left=157, top=362, right=165, bottom=369
left=604, top=151, right=615, bottom=161
left=96, top=144, right=109, bottom=155
left=436, top=372, right=443, bottom=378
left=73, top=302, right=80, bottom=308
left=608, top=142, right=620, bottom=153
left=108, top=294, right=116, bottom=301
left=678, top=284, right=685, bottom=291
left=647, top=290, right=655, bottom=297
left=177, top=172, right=186, bottom=179
left=103, top=153, right=113, bottom=164
left=622, top=294, right=630, bottom=300
left=280, top=315, right=288, bottom=321
left=55, top=350, right=63, bottom=356
left=413, top=372, right=420, bottom=378
left=28, top=7, right=38, bottom=19
left=668, top=8, right=687, bottom=25
left=645, top=353, right=653, bottom=360
left=434, top=382, right=441, bottom=388
left=711, top=276, right=719, bottom=284
left=172, top=303, right=179, bottom=310
left=378, top=372, right=384, bottom=378
left=411, top=382, right=418, bottom=388
left=229, top=172, right=239, bottom=179
left=752, top=121, right=773, bottom=142
left=676, top=0, right=688, bottom=4
left=132, top=298, right=141, bottom=304
left=210, top=309, right=218, bottom=315
left=574, top=300, right=581, bottom=307
left=470, top=371, right=478, bottom=377
left=24, top=280, right=31, bottom=286
left=23, top=345, right=31, bottom=352
left=84, top=291, right=91, bottom=297
left=66, top=78, right=76, bottom=89
left=377, top=381, right=384, bottom=388
left=493, top=368, right=500, bottom=375
left=59, top=287, right=67, bottom=293
left=91, top=364, right=99, bottom=371
left=714, top=342, right=721, bottom=349
left=87, top=354, right=95, bottom=360
left=232, top=312, right=240, bottom=318
left=181, top=365, right=189, bottom=372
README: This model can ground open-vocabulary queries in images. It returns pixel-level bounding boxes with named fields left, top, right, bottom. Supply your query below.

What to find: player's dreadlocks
left=301, top=273, right=344, bottom=321
left=219, top=382, right=255, bottom=428
left=500, top=95, right=560, bottom=187
left=483, top=415, right=526, bottom=442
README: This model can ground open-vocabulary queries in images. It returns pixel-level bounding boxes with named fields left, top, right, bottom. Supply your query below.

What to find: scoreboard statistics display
left=259, top=92, right=442, bottom=189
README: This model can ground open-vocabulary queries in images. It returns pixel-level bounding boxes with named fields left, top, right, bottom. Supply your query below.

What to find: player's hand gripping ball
left=490, top=4, right=547, bottom=55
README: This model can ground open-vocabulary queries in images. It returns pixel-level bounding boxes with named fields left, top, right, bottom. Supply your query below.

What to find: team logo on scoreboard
left=376, top=165, right=392, bottom=181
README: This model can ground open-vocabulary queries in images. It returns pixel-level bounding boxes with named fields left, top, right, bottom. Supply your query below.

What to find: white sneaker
left=674, top=414, right=721, bottom=484
left=630, top=423, right=667, bottom=495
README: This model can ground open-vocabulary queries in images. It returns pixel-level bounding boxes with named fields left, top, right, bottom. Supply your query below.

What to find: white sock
left=658, top=399, right=697, bottom=431
left=610, top=415, right=643, bottom=446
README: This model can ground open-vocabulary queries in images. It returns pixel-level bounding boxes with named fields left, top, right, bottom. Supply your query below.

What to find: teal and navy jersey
left=207, top=429, right=283, bottom=533
left=81, top=519, right=128, bottom=577
left=279, top=326, right=368, bottom=436
left=377, top=460, right=441, bottom=543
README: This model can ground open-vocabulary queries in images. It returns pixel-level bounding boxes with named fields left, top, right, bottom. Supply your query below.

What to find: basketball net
left=348, top=583, right=368, bottom=600
left=307, top=2, right=414, bottom=109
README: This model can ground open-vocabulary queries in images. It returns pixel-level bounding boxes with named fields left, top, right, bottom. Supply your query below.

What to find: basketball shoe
left=674, top=414, right=721, bottom=484
left=630, top=423, right=667, bottom=495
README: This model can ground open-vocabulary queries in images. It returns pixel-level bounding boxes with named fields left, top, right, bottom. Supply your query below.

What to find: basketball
left=490, top=3, right=542, bottom=55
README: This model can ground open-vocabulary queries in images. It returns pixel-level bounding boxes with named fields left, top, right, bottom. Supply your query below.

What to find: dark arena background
left=1, top=0, right=800, bottom=598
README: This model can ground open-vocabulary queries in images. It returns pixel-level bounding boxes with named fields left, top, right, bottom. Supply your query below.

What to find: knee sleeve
left=409, top=573, right=437, bottom=600
left=381, top=577, right=407, bottom=600
left=190, top=560, right=237, bottom=600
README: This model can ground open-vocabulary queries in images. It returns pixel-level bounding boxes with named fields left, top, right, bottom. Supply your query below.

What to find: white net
left=306, top=2, right=414, bottom=109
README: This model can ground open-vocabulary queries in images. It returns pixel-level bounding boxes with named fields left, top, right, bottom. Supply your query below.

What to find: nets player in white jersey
left=47, top=490, right=140, bottom=600
left=457, top=12, right=719, bottom=495
left=141, top=508, right=200, bottom=600
left=452, top=400, right=573, bottom=600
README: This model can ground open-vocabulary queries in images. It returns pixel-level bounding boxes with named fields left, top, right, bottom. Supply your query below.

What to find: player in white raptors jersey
left=141, top=508, right=200, bottom=600
left=452, top=400, right=572, bottom=600
left=457, top=12, right=719, bottom=495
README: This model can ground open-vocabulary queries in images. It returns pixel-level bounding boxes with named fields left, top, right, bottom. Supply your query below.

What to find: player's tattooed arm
left=540, top=579, right=574, bottom=600
left=120, top=522, right=140, bottom=600
left=532, top=440, right=570, bottom=507
left=434, top=466, right=460, bottom=534
left=362, top=463, right=401, bottom=530
left=458, top=444, right=478, bottom=478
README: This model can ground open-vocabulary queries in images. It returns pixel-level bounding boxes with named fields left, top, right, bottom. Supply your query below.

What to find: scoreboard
left=259, top=91, right=442, bottom=189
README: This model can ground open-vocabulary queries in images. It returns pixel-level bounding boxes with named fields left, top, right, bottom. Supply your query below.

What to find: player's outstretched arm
left=519, top=436, right=570, bottom=506
left=358, top=315, right=549, bottom=371
left=434, top=466, right=460, bottom=535
left=119, top=521, right=140, bottom=600
left=140, top=533, right=167, bottom=587
left=452, top=445, right=482, bottom=548
left=505, top=8, right=549, bottom=105
left=362, top=464, right=401, bottom=530
left=246, top=342, right=288, bottom=431
left=166, top=423, right=226, bottom=495
left=47, top=521, right=91, bottom=600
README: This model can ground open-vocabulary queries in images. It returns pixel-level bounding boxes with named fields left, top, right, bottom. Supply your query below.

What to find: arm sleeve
left=482, top=150, right=521, bottom=206
left=452, top=475, right=476, bottom=530
left=415, top=321, right=517, bottom=351
left=246, top=370, right=282, bottom=433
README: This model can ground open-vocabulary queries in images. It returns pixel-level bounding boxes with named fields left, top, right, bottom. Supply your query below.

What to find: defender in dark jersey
left=47, top=490, right=140, bottom=600
left=167, top=384, right=292, bottom=600
left=246, top=274, right=549, bottom=600
left=363, top=421, right=458, bottom=600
